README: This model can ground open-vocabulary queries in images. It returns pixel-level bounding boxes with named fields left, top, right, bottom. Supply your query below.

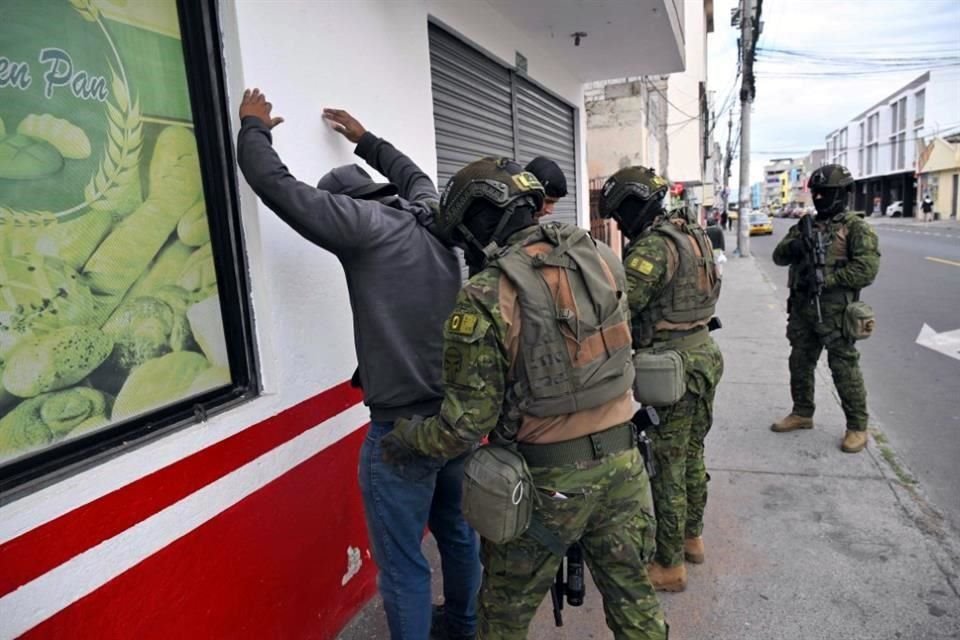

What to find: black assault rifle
left=799, top=215, right=827, bottom=322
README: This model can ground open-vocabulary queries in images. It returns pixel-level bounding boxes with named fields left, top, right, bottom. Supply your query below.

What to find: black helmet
left=437, top=157, right=544, bottom=255
left=809, top=164, right=853, bottom=216
left=598, top=166, right=669, bottom=238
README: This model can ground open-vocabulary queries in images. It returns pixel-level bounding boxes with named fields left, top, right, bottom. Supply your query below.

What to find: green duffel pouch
left=843, top=301, right=876, bottom=340
left=462, top=444, right=534, bottom=544
left=632, top=348, right=686, bottom=406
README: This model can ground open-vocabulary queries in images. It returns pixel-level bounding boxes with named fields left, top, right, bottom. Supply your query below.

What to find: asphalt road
left=748, top=217, right=960, bottom=534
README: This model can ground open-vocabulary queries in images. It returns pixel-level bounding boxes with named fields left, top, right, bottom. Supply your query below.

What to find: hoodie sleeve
left=354, top=132, right=439, bottom=204
left=237, top=117, right=383, bottom=253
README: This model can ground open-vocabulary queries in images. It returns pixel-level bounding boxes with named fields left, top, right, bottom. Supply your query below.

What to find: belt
left=650, top=326, right=710, bottom=351
left=518, top=422, right=635, bottom=467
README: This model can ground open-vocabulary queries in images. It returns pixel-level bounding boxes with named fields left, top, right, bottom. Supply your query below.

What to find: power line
left=644, top=77, right=699, bottom=120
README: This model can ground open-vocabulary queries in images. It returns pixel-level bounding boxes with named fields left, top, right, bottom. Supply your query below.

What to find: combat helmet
left=437, top=157, right=545, bottom=260
left=809, top=164, right=853, bottom=216
left=598, top=166, right=670, bottom=238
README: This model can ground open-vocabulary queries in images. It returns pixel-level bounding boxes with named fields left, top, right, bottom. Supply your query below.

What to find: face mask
left=812, top=188, right=845, bottom=217
left=616, top=197, right=663, bottom=238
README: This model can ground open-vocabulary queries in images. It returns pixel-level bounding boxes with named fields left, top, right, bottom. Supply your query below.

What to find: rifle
left=551, top=543, right=586, bottom=626
left=798, top=215, right=827, bottom=322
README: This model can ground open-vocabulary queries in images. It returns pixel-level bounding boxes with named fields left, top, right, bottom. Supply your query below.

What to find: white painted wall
left=666, top=0, right=706, bottom=184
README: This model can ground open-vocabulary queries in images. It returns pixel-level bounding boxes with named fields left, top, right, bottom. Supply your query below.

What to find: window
left=897, top=132, right=906, bottom=169
left=898, top=97, right=907, bottom=131
left=867, top=144, right=877, bottom=174
left=915, top=89, right=926, bottom=124
left=1, top=1, right=257, bottom=491
left=858, top=148, right=864, bottom=174
left=891, top=102, right=899, bottom=135
left=868, top=113, right=879, bottom=143
left=859, top=122, right=865, bottom=148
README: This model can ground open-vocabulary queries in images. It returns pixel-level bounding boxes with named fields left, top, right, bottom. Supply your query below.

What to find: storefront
left=0, top=1, right=683, bottom=637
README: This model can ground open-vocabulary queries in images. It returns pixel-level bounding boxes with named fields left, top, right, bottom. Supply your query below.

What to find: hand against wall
left=323, top=108, right=367, bottom=143
left=240, top=88, right=285, bottom=129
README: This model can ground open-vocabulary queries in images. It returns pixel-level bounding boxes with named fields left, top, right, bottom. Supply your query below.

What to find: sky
left=706, top=0, right=960, bottom=192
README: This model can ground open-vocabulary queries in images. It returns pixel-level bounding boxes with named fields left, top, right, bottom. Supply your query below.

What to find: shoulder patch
left=627, top=256, right=655, bottom=275
left=448, top=312, right=479, bottom=336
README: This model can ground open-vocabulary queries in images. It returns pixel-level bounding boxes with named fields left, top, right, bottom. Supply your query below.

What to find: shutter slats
left=428, top=24, right=579, bottom=227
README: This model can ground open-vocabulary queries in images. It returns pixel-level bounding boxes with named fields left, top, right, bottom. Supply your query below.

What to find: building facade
left=825, top=70, right=960, bottom=217
left=918, top=137, right=960, bottom=220
left=0, top=1, right=686, bottom=638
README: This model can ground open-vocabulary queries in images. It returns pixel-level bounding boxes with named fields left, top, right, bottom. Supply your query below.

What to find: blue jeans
left=358, top=420, right=481, bottom=639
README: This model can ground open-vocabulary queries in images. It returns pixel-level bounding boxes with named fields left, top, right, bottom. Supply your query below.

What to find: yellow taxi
left=748, top=212, right=774, bottom=235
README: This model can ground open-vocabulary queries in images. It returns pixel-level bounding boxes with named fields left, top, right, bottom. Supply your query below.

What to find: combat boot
left=841, top=429, right=868, bottom=453
left=770, top=414, right=814, bottom=433
left=684, top=536, right=705, bottom=564
left=647, top=562, right=687, bottom=592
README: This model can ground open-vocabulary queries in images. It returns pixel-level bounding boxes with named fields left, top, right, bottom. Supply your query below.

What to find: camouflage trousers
left=479, top=447, right=668, bottom=640
left=648, top=338, right=723, bottom=568
left=787, top=296, right=868, bottom=430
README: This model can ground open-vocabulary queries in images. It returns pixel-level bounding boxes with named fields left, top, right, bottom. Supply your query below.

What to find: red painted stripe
left=0, top=381, right=364, bottom=599
left=23, top=428, right=378, bottom=640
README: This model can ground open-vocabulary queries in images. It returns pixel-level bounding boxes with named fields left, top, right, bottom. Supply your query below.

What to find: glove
left=380, top=418, right=442, bottom=481
left=787, top=237, right=805, bottom=262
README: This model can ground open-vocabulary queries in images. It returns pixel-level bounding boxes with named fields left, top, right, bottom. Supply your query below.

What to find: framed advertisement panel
left=0, top=0, right=258, bottom=495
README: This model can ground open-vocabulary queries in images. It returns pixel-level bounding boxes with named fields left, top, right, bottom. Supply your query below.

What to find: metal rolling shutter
left=428, top=24, right=515, bottom=190
left=516, top=78, right=578, bottom=227
left=428, top=23, right=579, bottom=228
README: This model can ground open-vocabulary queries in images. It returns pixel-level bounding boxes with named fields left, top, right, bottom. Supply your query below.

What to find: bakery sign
left=0, top=0, right=232, bottom=464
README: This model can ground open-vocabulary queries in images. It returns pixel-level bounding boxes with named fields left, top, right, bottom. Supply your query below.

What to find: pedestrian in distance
left=380, top=157, right=668, bottom=640
left=771, top=164, right=880, bottom=454
left=720, top=209, right=729, bottom=230
left=599, top=166, right=724, bottom=593
left=524, top=155, right=568, bottom=219
left=921, top=193, right=934, bottom=222
left=235, top=89, right=481, bottom=640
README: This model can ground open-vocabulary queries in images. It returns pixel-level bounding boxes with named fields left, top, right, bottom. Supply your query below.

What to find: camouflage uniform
left=624, top=222, right=724, bottom=569
left=392, top=224, right=668, bottom=640
left=772, top=212, right=880, bottom=430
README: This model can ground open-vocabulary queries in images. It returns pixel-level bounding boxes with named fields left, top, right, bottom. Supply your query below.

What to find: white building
left=0, top=1, right=686, bottom=638
left=825, top=70, right=960, bottom=217
left=666, top=0, right=715, bottom=216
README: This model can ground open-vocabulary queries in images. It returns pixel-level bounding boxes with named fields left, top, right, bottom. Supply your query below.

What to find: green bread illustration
left=2, top=325, right=113, bottom=398
left=0, top=133, right=64, bottom=180
left=0, top=387, right=110, bottom=457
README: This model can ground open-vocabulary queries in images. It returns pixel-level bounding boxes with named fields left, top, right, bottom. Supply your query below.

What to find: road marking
left=916, top=324, right=960, bottom=363
left=925, top=256, right=960, bottom=268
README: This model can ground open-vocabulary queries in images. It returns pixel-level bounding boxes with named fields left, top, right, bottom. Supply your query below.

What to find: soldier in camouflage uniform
left=599, top=166, right=724, bottom=593
left=771, top=164, right=880, bottom=454
left=381, top=158, right=668, bottom=640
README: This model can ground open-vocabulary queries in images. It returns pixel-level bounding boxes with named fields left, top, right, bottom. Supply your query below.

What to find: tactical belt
left=650, top=326, right=710, bottom=351
left=518, top=422, right=635, bottom=468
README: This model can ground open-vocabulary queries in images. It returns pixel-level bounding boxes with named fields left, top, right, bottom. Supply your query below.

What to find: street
left=751, top=217, right=960, bottom=534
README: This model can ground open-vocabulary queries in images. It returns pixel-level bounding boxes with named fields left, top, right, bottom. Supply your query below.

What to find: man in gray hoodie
left=237, top=89, right=480, bottom=640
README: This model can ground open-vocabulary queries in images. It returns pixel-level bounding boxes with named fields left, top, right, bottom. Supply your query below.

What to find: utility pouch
left=843, top=301, right=876, bottom=341
left=632, top=348, right=686, bottom=406
left=462, top=444, right=534, bottom=544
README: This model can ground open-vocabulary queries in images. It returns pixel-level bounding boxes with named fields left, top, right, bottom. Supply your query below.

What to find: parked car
left=749, top=213, right=774, bottom=235
left=886, top=201, right=903, bottom=217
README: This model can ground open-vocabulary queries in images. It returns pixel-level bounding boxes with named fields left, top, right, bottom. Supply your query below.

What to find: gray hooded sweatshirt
left=237, top=117, right=461, bottom=421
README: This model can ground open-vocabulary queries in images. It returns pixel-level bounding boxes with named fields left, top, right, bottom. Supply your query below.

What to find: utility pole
left=723, top=108, right=734, bottom=214
left=736, top=0, right=759, bottom=257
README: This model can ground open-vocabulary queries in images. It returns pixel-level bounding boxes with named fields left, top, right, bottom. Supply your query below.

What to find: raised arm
left=236, top=90, right=380, bottom=254
left=324, top=108, right=439, bottom=203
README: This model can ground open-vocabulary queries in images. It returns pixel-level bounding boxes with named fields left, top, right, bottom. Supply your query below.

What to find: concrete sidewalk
left=339, top=252, right=960, bottom=640
left=865, top=215, right=960, bottom=232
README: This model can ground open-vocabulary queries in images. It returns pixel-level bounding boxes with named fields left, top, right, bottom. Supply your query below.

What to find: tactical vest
left=491, top=223, right=634, bottom=418
left=636, top=216, right=721, bottom=346
left=789, top=212, right=861, bottom=296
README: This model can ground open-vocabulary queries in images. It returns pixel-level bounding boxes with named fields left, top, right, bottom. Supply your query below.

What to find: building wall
left=666, top=0, right=707, bottom=185
left=0, top=1, right=608, bottom=638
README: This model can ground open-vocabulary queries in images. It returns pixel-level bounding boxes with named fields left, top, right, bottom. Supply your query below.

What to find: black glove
left=787, top=237, right=805, bottom=263
left=380, top=418, right=443, bottom=481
